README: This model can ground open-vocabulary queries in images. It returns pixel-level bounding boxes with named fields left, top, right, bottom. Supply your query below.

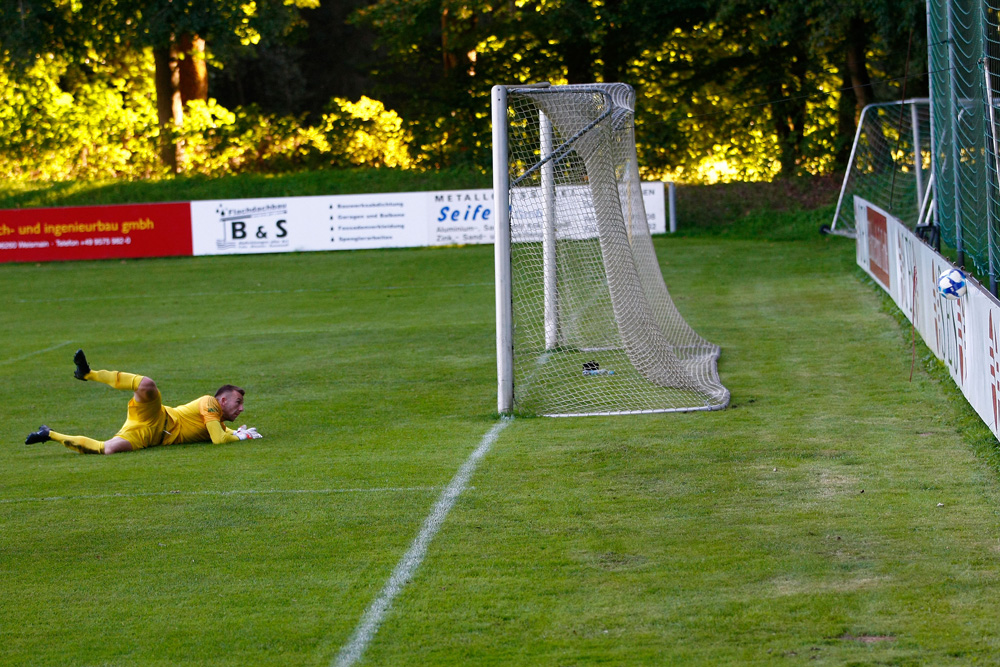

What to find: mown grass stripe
left=333, top=417, right=511, bottom=667
left=0, top=486, right=441, bottom=505
left=14, top=282, right=492, bottom=304
left=0, top=341, right=72, bottom=367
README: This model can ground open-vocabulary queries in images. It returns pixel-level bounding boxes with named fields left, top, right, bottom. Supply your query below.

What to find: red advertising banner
left=0, top=202, right=192, bottom=263
left=866, top=206, right=890, bottom=288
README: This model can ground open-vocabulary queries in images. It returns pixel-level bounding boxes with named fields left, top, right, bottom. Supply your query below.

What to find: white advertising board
left=191, top=182, right=666, bottom=256
left=427, top=189, right=497, bottom=246
left=191, top=192, right=430, bottom=256
left=854, top=195, right=1000, bottom=439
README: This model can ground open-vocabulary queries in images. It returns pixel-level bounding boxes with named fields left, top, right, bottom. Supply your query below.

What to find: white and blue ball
left=937, top=268, right=967, bottom=300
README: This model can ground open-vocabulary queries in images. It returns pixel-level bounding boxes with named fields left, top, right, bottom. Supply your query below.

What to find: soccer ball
left=937, top=268, right=967, bottom=300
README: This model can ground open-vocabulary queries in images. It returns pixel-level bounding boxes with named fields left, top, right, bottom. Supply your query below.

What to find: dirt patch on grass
left=589, top=551, right=649, bottom=571
left=770, top=575, right=889, bottom=597
left=817, top=469, right=857, bottom=498
left=839, top=633, right=896, bottom=644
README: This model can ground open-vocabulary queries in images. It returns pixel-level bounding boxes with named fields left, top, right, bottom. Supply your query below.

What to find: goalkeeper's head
left=215, top=384, right=246, bottom=422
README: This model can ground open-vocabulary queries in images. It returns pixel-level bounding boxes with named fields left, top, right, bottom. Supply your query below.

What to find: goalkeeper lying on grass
left=24, top=349, right=263, bottom=455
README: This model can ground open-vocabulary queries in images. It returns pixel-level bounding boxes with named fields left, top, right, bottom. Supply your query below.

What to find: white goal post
left=492, top=82, right=730, bottom=417
left=829, top=99, right=933, bottom=238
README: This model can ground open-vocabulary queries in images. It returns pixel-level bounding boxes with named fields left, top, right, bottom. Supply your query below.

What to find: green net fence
left=928, top=0, right=998, bottom=286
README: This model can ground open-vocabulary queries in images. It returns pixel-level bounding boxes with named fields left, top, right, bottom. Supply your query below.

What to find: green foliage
left=179, top=105, right=324, bottom=176
left=0, top=0, right=929, bottom=184
left=0, top=0, right=315, bottom=62
left=321, top=96, right=415, bottom=169
left=0, top=51, right=421, bottom=180
left=177, top=96, right=416, bottom=175
left=347, top=0, right=926, bottom=182
left=0, top=51, right=162, bottom=180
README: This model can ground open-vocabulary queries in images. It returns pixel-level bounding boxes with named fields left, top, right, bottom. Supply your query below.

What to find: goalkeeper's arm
left=233, top=424, right=263, bottom=440
left=207, top=421, right=263, bottom=443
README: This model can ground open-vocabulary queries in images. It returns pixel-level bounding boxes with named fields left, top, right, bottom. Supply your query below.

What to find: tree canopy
left=0, top=0, right=927, bottom=182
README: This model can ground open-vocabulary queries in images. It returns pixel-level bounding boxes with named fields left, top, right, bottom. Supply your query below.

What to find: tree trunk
left=768, top=46, right=809, bottom=177
left=564, top=40, right=592, bottom=84
left=845, top=15, right=891, bottom=171
left=599, top=0, right=625, bottom=83
left=441, top=8, right=478, bottom=77
left=845, top=16, right=873, bottom=113
left=177, top=33, right=209, bottom=103
left=768, top=91, right=796, bottom=176
left=441, top=8, right=459, bottom=75
left=153, top=45, right=184, bottom=173
left=562, top=0, right=593, bottom=84
left=835, top=67, right=856, bottom=168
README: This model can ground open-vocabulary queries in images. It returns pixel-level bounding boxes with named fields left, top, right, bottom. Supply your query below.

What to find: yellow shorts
left=114, top=391, right=169, bottom=450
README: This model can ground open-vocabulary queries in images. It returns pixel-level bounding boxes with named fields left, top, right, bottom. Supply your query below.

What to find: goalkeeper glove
left=235, top=425, right=263, bottom=440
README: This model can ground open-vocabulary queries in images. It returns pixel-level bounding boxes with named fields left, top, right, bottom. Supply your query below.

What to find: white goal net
left=830, top=99, right=933, bottom=237
left=492, top=82, right=730, bottom=416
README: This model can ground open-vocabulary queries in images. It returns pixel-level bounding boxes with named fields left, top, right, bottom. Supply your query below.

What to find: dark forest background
left=0, top=0, right=927, bottom=182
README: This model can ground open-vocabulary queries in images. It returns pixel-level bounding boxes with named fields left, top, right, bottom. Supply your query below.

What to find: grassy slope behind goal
left=0, top=167, right=490, bottom=210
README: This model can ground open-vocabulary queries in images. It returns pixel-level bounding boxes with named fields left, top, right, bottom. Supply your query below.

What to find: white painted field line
left=333, top=417, right=512, bottom=667
left=0, top=340, right=72, bottom=367
left=0, top=486, right=439, bottom=505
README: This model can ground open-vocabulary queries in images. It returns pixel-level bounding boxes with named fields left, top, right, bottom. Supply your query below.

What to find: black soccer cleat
left=73, top=349, right=90, bottom=381
left=25, top=425, right=51, bottom=445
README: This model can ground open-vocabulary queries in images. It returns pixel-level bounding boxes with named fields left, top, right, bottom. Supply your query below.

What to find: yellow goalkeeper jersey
left=161, top=395, right=231, bottom=445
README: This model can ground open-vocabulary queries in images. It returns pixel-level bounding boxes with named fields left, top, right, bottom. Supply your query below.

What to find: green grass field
left=3, top=189, right=1000, bottom=665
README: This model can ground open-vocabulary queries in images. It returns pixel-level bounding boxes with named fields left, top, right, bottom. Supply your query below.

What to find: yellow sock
left=48, top=430, right=105, bottom=455
left=84, top=370, right=143, bottom=391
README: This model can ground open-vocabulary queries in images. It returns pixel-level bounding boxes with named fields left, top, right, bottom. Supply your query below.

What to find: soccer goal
left=492, top=82, right=730, bottom=417
left=829, top=99, right=933, bottom=238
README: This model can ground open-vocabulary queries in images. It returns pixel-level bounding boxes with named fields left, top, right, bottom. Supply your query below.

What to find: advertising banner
left=190, top=191, right=429, bottom=256
left=427, top=189, right=496, bottom=246
left=643, top=181, right=667, bottom=234
left=0, top=202, right=192, bottom=263
left=855, top=195, right=1000, bottom=440
left=191, top=182, right=666, bottom=257
left=0, top=182, right=667, bottom=263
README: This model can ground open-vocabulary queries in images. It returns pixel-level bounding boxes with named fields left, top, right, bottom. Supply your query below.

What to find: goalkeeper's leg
left=24, top=351, right=156, bottom=455
left=35, top=350, right=155, bottom=454
left=28, top=429, right=131, bottom=454
left=24, top=425, right=107, bottom=454
left=74, top=349, right=159, bottom=403
left=48, top=430, right=108, bottom=454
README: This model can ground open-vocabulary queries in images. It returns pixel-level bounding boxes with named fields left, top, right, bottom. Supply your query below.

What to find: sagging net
left=503, top=83, right=729, bottom=416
